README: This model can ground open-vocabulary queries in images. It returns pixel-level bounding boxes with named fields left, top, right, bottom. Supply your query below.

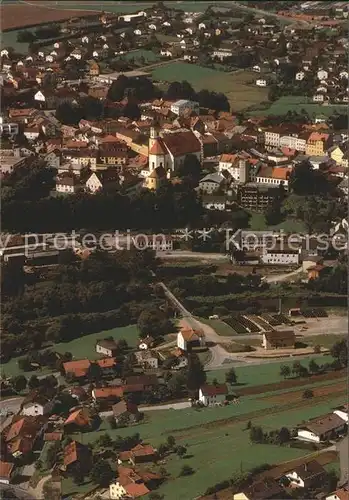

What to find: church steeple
left=150, top=120, right=160, bottom=140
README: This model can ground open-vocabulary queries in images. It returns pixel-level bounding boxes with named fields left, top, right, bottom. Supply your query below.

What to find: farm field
left=198, top=317, right=238, bottom=336
left=206, top=354, right=334, bottom=386
left=152, top=63, right=269, bottom=111
left=25, top=1, right=212, bottom=14
left=303, top=333, right=346, bottom=349
left=74, top=380, right=344, bottom=500
left=260, top=379, right=346, bottom=404
left=0, top=3, right=98, bottom=30
left=250, top=96, right=347, bottom=117
left=1, top=325, right=140, bottom=377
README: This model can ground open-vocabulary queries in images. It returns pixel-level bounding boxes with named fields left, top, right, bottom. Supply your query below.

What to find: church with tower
left=146, top=123, right=202, bottom=176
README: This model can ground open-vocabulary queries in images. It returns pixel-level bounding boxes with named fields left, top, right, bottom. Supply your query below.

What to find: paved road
left=337, top=435, right=348, bottom=484
left=264, top=266, right=304, bottom=283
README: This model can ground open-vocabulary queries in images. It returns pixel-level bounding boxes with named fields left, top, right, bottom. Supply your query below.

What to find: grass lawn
left=248, top=211, right=307, bottom=232
left=54, top=325, right=140, bottom=359
left=124, top=49, right=159, bottom=63
left=206, top=354, right=334, bottom=386
left=1, top=325, right=139, bottom=377
left=250, top=96, right=347, bottom=117
left=198, top=317, right=238, bottom=336
left=152, top=64, right=268, bottom=111
left=62, top=477, right=94, bottom=498
left=304, top=334, right=346, bottom=349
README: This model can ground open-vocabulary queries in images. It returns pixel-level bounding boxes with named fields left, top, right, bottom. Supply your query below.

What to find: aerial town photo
left=0, top=0, right=348, bottom=499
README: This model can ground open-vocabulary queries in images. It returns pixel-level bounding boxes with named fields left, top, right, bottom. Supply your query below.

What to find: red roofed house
left=0, top=461, right=14, bottom=484
left=92, top=386, right=123, bottom=409
left=148, top=124, right=202, bottom=174
left=64, top=407, right=94, bottom=430
left=199, top=383, right=228, bottom=406
left=177, top=326, right=205, bottom=351
left=4, top=416, right=47, bottom=458
left=63, top=440, right=92, bottom=474
left=110, top=466, right=150, bottom=499
left=118, top=444, right=158, bottom=466
left=62, top=359, right=91, bottom=379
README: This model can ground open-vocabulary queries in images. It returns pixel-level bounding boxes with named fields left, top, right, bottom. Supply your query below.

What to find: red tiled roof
left=0, top=461, right=14, bottom=479
left=93, top=387, right=123, bottom=399
left=96, top=357, right=117, bottom=369
left=64, top=408, right=91, bottom=427
left=125, top=482, right=150, bottom=498
left=149, top=138, right=166, bottom=155
left=44, top=432, right=63, bottom=441
left=63, top=359, right=90, bottom=377
left=161, top=130, right=201, bottom=156
left=200, top=383, right=228, bottom=397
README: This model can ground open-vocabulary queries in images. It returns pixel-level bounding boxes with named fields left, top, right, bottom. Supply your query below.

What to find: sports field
left=152, top=63, right=269, bottom=111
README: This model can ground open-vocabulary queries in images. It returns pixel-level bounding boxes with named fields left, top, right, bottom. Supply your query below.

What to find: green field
left=1, top=325, right=140, bottom=377
left=152, top=63, right=268, bottom=111
left=35, top=1, right=211, bottom=13
left=304, top=334, right=346, bottom=349
left=206, top=354, right=334, bottom=386
left=124, top=49, right=159, bottom=63
left=250, top=96, right=347, bottom=117
left=248, top=211, right=307, bottom=232
left=2, top=29, right=32, bottom=51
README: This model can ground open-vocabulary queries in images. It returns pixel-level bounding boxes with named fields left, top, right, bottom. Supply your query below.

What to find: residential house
left=198, top=172, right=229, bottom=194
left=92, top=387, right=123, bottom=407
left=170, top=348, right=188, bottom=370
left=261, top=246, right=300, bottom=265
left=326, top=485, right=349, bottom=500
left=233, top=479, right=286, bottom=500
left=256, top=79, right=267, bottom=87
left=212, top=47, right=233, bottom=60
left=255, top=166, right=291, bottom=187
left=96, top=339, right=119, bottom=358
left=237, top=183, right=284, bottom=212
left=279, top=134, right=307, bottom=152
left=177, top=326, right=205, bottom=351
left=21, top=391, right=55, bottom=416
left=85, top=169, right=119, bottom=193
left=333, top=404, right=349, bottom=423
left=68, top=386, right=88, bottom=403
left=4, top=416, right=47, bottom=458
left=125, top=375, right=158, bottom=391
left=44, top=149, right=61, bottom=169
left=63, top=440, right=92, bottom=474
left=64, top=408, right=94, bottom=431
left=199, top=384, right=228, bottom=406
left=305, top=132, right=329, bottom=156
left=264, top=128, right=282, bottom=147
left=44, top=432, right=63, bottom=442
left=297, top=413, right=346, bottom=443
left=118, top=444, right=157, bottom=465
left=0, top=461, right=14, bottom=485
left=99, top=138, right=129, bottom=166
left=133, top=350, right=159, bottom=370
left=328, top=145, right=344, bottom=165
left=262, top=330, right=295, bottom=350
left=23, top=126, right=40, bottom=141
left=112, top=401, right=140, bottom=425
left=202, top=194, right=235, bottom=211
left=63, top=359, right=91, bottom=379
left=170, top=99, right=199, bottom=116
left=111, top=466, right=161, bottom=499
left=285, top=460, right=327, bottom=488
left=56, top=173, right=82, bottom=194
left=138, top=336, right=154, bottom=350
left=64, top=148, right=98, bottom=170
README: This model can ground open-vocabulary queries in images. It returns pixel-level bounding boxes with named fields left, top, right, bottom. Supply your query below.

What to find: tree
left=107, top=75, right=129, bottom=101
left=177, top=154, right=201, bottom=181
left=11, top=375, right=27, bottom=393
left=277, top=427, right=290, bottom=444
left=17, top=30, right=36, bottom=43
left=45, top=442, right=60, bottom=469
left=246, top=420, right=252, bottom=430
left=137, top=309, right=172, bottom=338
left=176, top=445, right=187, bottom=458
left=107, top=415, right=117, bottom=430
left=249, top=426, right=264, bottom=443
left=91, top=460, right=114, bottom=487
left=225, top=367, right=237, bottom=385
left=167, top=435, right=176, bottom=449
left=179, top=465, right=194, bottom=476
left=309, top=359, right=319, bottom=374
left=98, top=433, right=113, bottom=448
left=186, top=354, right=206, bottom=394
left=55, top=102, right=82, bottom=125
left=122, top=101, right=141, bottom=120
left=330, top=340, right=348, bottom=367
left=279, top=364, right=291, bottom=379
left=303, top=389, right=314, bottom=399
left=28, top=375, right=40, bottom=390
left=87, top=362, right=103, bottom=382
left=158, top=443, right=169, bottom=457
